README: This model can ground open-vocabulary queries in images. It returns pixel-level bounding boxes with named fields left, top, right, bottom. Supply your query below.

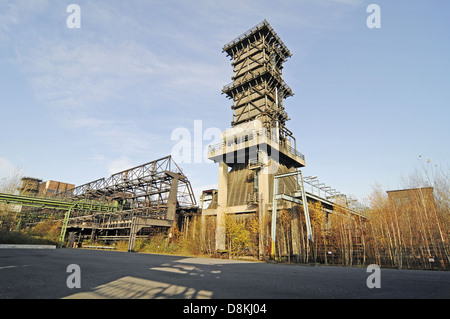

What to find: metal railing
left=207, top=129, right=305, bottom=161
left=223, top=20, right=267, bottom=51
left=302, top=176, right=368, bottom=216
left=223, top=20, right=291, bottom=57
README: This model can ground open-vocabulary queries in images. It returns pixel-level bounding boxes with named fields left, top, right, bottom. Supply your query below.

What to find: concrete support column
left=291, top=206, right=301, bottom=262
left=258, top=152, right=271, bottom=212
left=216, top=161, right=228, bottom=251
left=258, top=150, right=273, bottom=258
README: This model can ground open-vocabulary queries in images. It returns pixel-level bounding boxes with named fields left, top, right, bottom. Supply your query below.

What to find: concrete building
left=38, top=180, right=74, bottom=196
left=387, top=187, right=436, bottom=209
left=18, top=177, right=42, bottom=196
left=19, top=178, right=74, bottom=197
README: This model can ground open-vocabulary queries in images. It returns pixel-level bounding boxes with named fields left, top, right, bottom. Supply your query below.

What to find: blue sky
left=0, top=0, right=449, bottom=203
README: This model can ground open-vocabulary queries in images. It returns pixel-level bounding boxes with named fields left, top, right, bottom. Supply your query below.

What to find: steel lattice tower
left=206, top=20, right=306, bottom=251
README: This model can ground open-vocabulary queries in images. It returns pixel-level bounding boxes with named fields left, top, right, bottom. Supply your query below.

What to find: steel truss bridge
left=0, top=156, right=197, bottom=251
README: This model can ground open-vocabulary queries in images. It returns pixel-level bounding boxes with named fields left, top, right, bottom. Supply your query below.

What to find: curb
left=0, top=244, right=56, bottom=249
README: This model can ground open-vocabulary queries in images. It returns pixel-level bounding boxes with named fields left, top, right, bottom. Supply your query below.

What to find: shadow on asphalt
left=2, top=248, right=450, bottom=299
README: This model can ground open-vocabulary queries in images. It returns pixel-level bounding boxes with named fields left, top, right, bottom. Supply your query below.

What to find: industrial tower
left=206, top=20, right=306, bottom=251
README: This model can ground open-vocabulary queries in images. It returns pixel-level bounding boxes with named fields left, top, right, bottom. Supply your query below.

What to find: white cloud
left=332, top=0, right=363, bottom=6
left=1, top=0, right=368, bottom=181
left=16, top=41, right=163, bottom=108
left=67, top=116, right=112, bottom=129
left=95, top=125, right=157, bottom=156
left=4, top=8, right=223, bottom=158
left=0, top=0, right=49, bottom=39
left=107, top=156, right=134, bottom=175
left=8, top=35, right=175, bottom=157
left=0, top=157, right=16, bottom=177
left=86, top=154, right=106, bottom=162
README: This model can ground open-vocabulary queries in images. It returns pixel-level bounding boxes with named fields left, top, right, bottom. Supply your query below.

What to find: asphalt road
left=0, top=248, right=449, bottom=300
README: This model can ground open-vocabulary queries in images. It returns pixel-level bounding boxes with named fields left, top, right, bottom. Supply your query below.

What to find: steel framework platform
left=3, top=156, right=198, bottom=251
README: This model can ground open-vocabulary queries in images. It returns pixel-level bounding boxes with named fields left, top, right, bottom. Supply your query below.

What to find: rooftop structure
left=39, top=180, right=74, bottom=196
left=18, top=177, right=42, bottom=196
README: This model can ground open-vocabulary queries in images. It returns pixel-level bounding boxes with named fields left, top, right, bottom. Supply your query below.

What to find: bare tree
left=0, top=167, right=24, bottom=230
